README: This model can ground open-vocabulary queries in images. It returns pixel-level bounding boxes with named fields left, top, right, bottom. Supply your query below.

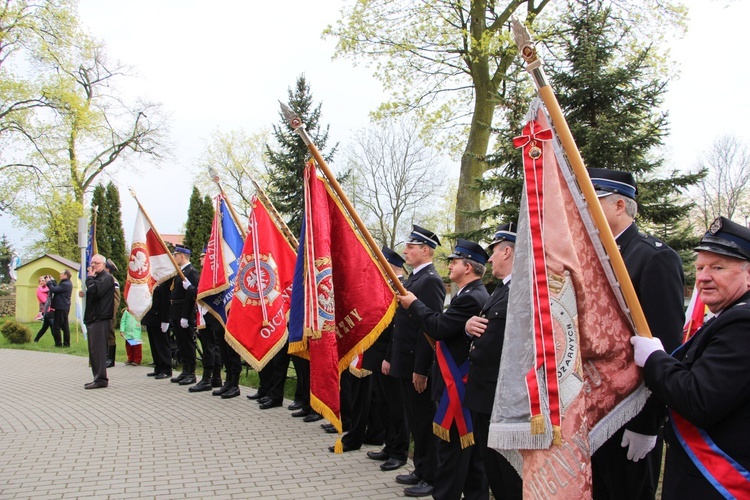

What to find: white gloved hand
left=182, top=279, right=191, bottom=290
left=621, top=429, right=657, bottom=462
left=180, top=318, right=189, bottom=329
left=630, top=335, right=664, bottom=367
left=160, top=322, right=169, bottom=333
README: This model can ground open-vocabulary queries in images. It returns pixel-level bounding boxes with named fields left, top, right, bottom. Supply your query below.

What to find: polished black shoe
left=221, top=387, right=240, bottom=399
left=171, top=372, right=188, bottom=383
left=395, top=472, right=421, bottom=486
left=146, top=371, right=159, bottom=377
left=257, top=396, right=271, bottom=405
left=178, top=374, right=197, bottom=386
left=212, top=384, right=229, bottom=396
left=288, top=401, right=304, bottom=411
left=154, top=372, right=171, bottom=380
left=324, top=426, right=339, bottom=434
left=84, top=381, right=108, bottom=390
left=258, top=399, right=283, bottom=410
left=328, top=444, right=358, bottom=453
left=105, top=359, right=115, bottom=368
left=211, top=377, right=223, bottom=388
left=188, top=378, right=212, bottom=392
left=291, top=408, right=310, bottom=418
left=246, top=392, right=266, bottom=400
left=381, top=458, right=407, bottom=471
left=321, top=423, right=335, bottom=430
left=404, top=481, right=433, bottom=497
left=303, top=413, right=323, bottom=423
left=367, top=450, right=390, bottom=461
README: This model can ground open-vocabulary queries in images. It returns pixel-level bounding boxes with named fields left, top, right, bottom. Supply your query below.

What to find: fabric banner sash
left=671, top=411, right=750, bottom=499
left=433, top=340, right=474, bottom=448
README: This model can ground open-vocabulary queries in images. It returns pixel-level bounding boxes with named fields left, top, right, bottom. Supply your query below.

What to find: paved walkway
left=0, top=349, right=409, bottom=499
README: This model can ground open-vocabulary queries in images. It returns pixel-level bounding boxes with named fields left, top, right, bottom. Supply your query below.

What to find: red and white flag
left=123, top=208, right=176, bottom=321
left=683, top=286, right=710, bottom=343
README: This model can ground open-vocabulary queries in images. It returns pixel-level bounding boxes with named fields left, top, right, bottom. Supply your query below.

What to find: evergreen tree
left=183, top=187, right=214, bottom=272
left=266, top=74, right=337, bottom=235
left=0, top=234, right=13, bottom=284
left=104, top=182, right=127, bottom=284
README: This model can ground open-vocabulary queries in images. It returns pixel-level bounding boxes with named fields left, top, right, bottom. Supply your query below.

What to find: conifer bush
left=0, top=320, right=32, bottom=344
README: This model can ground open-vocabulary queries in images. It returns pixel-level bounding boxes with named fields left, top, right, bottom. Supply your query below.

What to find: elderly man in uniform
left=632, top=216, right=750, bottom=499
left=399, top=239, right=490, bottom=500
left=169, top=244, right=200, bottom=386
left=83, top=254, right=116, bottom=389
left=464, top=223, right=522, bottom=500
left=588, top=168, right=685, bottom=500
left=387, top=225, right=445, bottom=497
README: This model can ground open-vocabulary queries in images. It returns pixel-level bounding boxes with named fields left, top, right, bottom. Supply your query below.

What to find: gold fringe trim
left=433, top=423, right=451, bottom=442
left=348, top=366, right=372, bottom=378
left=552, top=425, right=562, bottom=446
left=305, top=327, right=322, bottom=340
left=224, top=330, right=288, bottom=371
left=337, top=299, right=397, bottom=374
left=530, top=414, right=546, bottom=435
left=288, top=340, right=310, bottom=359
left=310, top=393, right=343, bottom=434
left=196, top=282, right=230, bottom=301
left=460, top=432, right=475, bottom=449
left=334, top=438, right=344, bottom=454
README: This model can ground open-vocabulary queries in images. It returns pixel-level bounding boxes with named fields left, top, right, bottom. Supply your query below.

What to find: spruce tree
left=183, top=187, right=214, bottom=272
left=266, top=74, right=337, bottom=235
left=104, top=182, right=127, bottom=284
left=0, top=234, right=12, bottom=284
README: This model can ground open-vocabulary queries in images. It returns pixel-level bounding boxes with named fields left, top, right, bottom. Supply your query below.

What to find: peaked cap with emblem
left=448, top=239, right=489, bottom=265
left=488, top=222, right=517, bottom=251
left=105, top=258, right=118, bottom=274
left=587, top=168, right=637, bottom=200
left=381, top=245, right=406, bottom=268
left=406, top=224, right=441, bottom=249
left=174, top=244, right=191, bottom=255
left=695, top=216, right=750, bottom=261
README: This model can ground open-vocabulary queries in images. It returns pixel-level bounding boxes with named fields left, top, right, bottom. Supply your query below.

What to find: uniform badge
left=235, top=253, right=280, bottom=306
left=709, top=217, right=723, bottom=235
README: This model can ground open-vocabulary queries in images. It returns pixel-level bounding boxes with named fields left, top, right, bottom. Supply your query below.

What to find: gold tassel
left=460, top=432, right=475, bottom=449
left=262, top=320, right=269, bottom=326
left=530, top=414, right=546, bottom=435
left=334, top=438, right=344, bottom=454
left=552, top=425, right=562, bottom=445
left=432, top=423, right=451, bottom=442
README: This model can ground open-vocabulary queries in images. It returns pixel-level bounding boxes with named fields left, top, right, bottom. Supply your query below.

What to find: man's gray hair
left=609, top=194, right=638, bottom=219
left=464, top=258, right=486, bottom=277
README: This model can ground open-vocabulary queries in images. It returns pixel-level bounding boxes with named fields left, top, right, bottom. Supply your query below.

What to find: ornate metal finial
left=128, top=186, right=137, bottom=198
left=92, top=204, right=99, bottom=214
left=510, top=18, right=539, bottom=66
left=208, top=166, right=220, bottom=183
left=279, top=101, right=303, bottom=130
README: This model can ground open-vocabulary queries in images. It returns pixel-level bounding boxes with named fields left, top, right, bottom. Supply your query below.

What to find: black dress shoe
left=105, top=359, right=114, bottom=368
left=288, top=401, right=304, bottom=411
left=381, top=458, right=407, bottom=471
left=367, top=450, right=390, bottom=461
left=404, top=481, right=433, bottom=497
left=258, top=399, right=283, bottom=410
left=246, top=392, right=266, bottom=400
left=321, top=423, right=335, bottom=429
left=147, top=372, right=159, bottom=377
left=171, top=372, right=188, bottom=383
left=178, top=374, right=197, bottom=385
left=395, top=472, right=421, bottom=486
left=303, top=413, right=323, bottom=423
left=188, top=378, right=212, bottom=392
left=84, top=381, right=108, bottom=390
left=324, top=426, right=339, bottom=434
left=154, top=372, right=171, bottom=379
left=291, top=408, right=311, bottom=418
left=212, top=384, right=229, bottom=396
left=257, top=396, right=271, bottom=405
left=328, top=444, right=358, bottom=453
left=221, top=387, right=240, bottom=399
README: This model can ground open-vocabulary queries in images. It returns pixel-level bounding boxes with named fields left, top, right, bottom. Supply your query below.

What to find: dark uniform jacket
left=169, top=264, right=200, bottom=321
left=618, top=223, right=685, bottom=434
left=47, top=278, right=72, bottom=311
left=84, top=270, right=115, bottom=324
left=408, top=278, right=489, bottom=402
left=464, top=280, right=510, bottom=415
left=142, top=282, right=170, bottom=326
left=387, top=263, right=445, bottom=380
left=644, top=291, right=750, bottom=499
left=362, top=321, right=391, bottom=373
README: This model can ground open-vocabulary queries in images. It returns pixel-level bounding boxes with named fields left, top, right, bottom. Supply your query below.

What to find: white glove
left=182, top=279, right=191, bottom=290
left=160, top=322, right=169, bottom=333
left=180, top=318, right=189, bottom=328
left=621, top=429, right=657, bottom=462
left=630, top=335, right=664, bottom=367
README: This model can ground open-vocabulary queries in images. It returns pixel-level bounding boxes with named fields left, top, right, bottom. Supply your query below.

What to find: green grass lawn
left=0, top=316, right=297, bottom=399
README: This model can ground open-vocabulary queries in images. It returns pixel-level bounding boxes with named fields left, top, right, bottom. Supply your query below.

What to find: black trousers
left=432, top=423, right=488, bottom=500
left=51, top=309, right=70, bottom=346
left=472, top=411, right=521, bottom=500
left=592, top=427, right=663, bottom=500
left=197, top=327, right=221, bottom=372
left=86, top=320, right=109, bottom=384
left=291, top=355, right=310, bottom=406
left=400, top=377, right=437, bottom=484
left=342, top=371, right=374, bottom=448
left=376, top=371, right=409, bottom=460
left=263, top=345, right=289, bottom=402
left=146, top=322, right=172, bottom=375
left=34, top=313, right=54, bottom=342
left=216, top=328, right=242, bottom=376
left=172, top=320, right=196, bottom=371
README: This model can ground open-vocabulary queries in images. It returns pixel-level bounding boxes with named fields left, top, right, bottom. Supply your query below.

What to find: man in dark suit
left=47, top=269, right=73, bottom=347
left=588, top=168, right=685, bottom=500
left=143, top=281, right=173, bottom=379
left=632, top=216, right=750, bottom=499
left=386, top=225, right=445, bottom=496
left=399, top=239, right=490, bottom=500
left=169, top=244, right=200, bottom=386
left=464, top=223, right=522, bottom=500
left=83, top=254, right=116, bottom=389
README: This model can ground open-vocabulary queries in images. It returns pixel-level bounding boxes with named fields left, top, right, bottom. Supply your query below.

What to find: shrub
left=0, top=320, right=32, bottom=344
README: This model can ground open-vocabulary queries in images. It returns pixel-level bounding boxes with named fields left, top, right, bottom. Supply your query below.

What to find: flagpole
left=207, top=167, right=248, bottom=239
left=279, top=102, right=407, bottom=296
left=128, top=187, right=187, bottom=281
left=510, top=20, right=652, bottom=339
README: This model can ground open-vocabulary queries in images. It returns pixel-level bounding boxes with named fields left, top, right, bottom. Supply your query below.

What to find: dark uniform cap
left=200, top=245, right=207, bottom=257
left=105, top=258, right=119, bottom=274
left=174, top=244, right=192, bottom=256
left=587, top=168, right=637, bottom=200
left=405, top=225, right=441, bottom=249
left=381, top=245, right=405, bottom=268
left=488, top=222, right=517, bottom=250
left=695, top=216, right=750, bottom=261
left=448, top=239, right=489, bottom=265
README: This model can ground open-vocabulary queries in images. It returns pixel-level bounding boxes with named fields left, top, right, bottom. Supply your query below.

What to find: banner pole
left=207, top=167, right=249, bottom=240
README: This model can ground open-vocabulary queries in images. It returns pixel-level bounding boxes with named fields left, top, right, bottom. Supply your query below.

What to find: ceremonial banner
left=225, top=196, right=296, bottom=370
left=77, top=221, right=98, bottom=338
left=683, top=287, right=709, bottom=343
left=196, top=195, right=244, bottom=326
left=488, top=100, right=649, bottom=498
left=289, top=161, right=397, bottom=433
left=123, top=208, right=176, bottom=321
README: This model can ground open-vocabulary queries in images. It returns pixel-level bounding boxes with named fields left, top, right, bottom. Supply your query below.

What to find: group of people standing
left=34, top=269, right=72, bottom=347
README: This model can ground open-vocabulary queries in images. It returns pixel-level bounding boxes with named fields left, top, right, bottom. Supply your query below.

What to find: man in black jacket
left=399, top=239, right=490, bottom=500
left=169, top=245, right=200, bottom=386
left=143, top=282, right=172, bottom=379
left=83, top=255, right=115, bottom=389
left=464, top=223, right=522, bottom=500
left=632, top=216, right=750, bottom=499
left=47, top=269, right=73, bottom=347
